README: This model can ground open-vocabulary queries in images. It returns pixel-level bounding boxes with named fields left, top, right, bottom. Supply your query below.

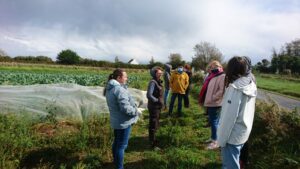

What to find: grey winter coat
left=105, top=79, right=139, bottom=129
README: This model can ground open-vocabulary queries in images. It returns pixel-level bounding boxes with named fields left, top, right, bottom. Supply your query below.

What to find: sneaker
left=206, top=141, right=219, bottom=150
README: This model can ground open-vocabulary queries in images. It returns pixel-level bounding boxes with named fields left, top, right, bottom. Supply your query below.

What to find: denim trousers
left=112, top=126, right=131, bottom=169
left=207, top=107, right=221, bottom=141
left=221, top=143, right=244, bottom=169
left=163, top=88, right=170, bottom=107
left=168, top=93, right=184, bottom=116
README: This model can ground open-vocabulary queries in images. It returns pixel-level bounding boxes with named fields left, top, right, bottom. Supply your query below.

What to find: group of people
left=104, top=56, right=257, bottom=169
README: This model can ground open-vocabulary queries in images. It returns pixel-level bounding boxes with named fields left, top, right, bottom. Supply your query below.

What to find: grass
left=256, top=74, right=300, bottom=99
left=0, top=64, right=299, bottom=168
left=0, top=85, right=299, bottom=168
left=0, top=86, right=223, bottom=169
left=0, top=89, right=300, bottom=169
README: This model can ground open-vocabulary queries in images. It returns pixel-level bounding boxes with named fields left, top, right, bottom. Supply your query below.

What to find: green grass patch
left=256, top=75, right=300, bottom=98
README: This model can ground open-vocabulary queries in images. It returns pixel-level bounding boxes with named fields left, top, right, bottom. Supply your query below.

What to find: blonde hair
left=207, top=60, right=222, bottom=70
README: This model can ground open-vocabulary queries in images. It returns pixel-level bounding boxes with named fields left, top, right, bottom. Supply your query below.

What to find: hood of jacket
left=107, top=79, right=127, bottom=91
left=231, top=76, right=257, bottom=97
left=150, top=67, right=156, bottom=78
left=164, top=64, right=172, bottom=74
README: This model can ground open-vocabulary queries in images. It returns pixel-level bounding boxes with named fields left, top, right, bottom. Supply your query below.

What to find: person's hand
left=136, top=108, right=144, bottom=122
left=137, top=108, right=143, bottom=117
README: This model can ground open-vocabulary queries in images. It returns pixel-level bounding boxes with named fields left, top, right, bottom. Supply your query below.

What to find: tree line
left=255, top=39, right=300, bottom=75
left=1, top=39, right=299, bottom=74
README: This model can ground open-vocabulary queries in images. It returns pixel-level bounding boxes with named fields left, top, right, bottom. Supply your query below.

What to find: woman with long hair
left=217, top=57, right=257, bottom=169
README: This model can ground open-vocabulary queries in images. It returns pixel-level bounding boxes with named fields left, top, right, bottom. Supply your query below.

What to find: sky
left=0, top=0, right=300, bottom=64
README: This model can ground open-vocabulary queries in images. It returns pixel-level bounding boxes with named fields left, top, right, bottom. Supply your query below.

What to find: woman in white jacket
left=217, top=56, right=257, bottom=169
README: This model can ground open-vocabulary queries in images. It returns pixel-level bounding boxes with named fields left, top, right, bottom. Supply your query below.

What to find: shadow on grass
left=126, top=136, right=152, bottom=152
left=125, top=159, right=221, bottom=169
left=203, top=162, right=222, bottom=169
left=124, top=159, right=166, bottom=169
left=20, top=147, right=78, bottom=169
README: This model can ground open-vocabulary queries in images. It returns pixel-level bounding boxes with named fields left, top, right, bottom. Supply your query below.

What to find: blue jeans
left=112, top=126, right=131, bottom=169
left=221, top=143, right=244, bottom=169
left=207, top=107, right=220, bottom=141
left=163, top=88, right=170, bottom=107
left=169, top=93, right=184, bottom=116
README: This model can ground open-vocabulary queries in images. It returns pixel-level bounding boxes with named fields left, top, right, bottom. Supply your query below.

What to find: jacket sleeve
left=217, top=87, right=241, bottom=147
left=116, top=87, right=137, bottom=117
left=147, top=81, right=158, bottom=102
left=212, top=75, right=225, bottom=101
left=184, top=73, right=189, bottom=90
left=169, top=73, right=174, bottom=90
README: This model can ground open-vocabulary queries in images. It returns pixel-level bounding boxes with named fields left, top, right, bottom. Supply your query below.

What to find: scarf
left=198, top=69, right=224, bottom=105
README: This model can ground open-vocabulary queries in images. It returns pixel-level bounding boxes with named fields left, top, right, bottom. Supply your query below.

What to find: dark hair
left=184, top=64, right=191, bottom=71
left=225, top=56, right=247, bottom=87
left=103, top=68, right=125, bottom=96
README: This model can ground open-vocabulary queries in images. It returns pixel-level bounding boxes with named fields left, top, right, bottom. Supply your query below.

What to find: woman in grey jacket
left=104, top=69, right=140, bottom=169
left=217, top=57, right=257, bottom=169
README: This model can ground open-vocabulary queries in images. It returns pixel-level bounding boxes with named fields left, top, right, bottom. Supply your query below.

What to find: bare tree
left=191, top=42, right=223, bottom=71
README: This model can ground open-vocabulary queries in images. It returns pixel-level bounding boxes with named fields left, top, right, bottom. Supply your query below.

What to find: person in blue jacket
left=104, top=68, right=141, bottom=169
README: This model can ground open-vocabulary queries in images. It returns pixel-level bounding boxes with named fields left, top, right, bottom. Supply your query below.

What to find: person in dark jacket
left=147, top=66, right=163, bottom=148
left=163, top=64, right=172, bottom=110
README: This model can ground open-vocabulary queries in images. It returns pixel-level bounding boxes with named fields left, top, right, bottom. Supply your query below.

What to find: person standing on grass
left=104, top=68, right=141, bottom=169
left=183, top=64, right=193, bottom=108
left=198, top=60, right=225, bottom=149
left=239, top=56, right=256, bottom=169
left=169, top=65, right=189, bottom=117
left=163, top=64, right=172, bottom=110
left=147, top=66, right=164, bottom=148
left=217, top=56, right=257, bottom=169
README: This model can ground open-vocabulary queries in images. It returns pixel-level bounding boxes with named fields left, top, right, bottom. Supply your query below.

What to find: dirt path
left=257, top=89, right=300, bottom=111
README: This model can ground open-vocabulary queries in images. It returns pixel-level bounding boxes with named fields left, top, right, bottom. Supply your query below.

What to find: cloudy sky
left=0, top=0, right=300, bottom=64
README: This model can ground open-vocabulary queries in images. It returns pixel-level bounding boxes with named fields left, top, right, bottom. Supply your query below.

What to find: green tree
left=56, top=49, right=81, bottom=65
left=191, top=42, right=223, bottom=71
left=271, top=39, right=300, bottom=74
left=168, top=53, right=184, bottom=68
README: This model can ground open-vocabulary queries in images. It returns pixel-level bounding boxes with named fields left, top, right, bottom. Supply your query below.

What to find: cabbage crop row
left=0, top=70, right=145, bottom=86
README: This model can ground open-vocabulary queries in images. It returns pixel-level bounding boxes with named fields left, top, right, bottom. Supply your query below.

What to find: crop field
left=0, top=64, right=150, bottom=89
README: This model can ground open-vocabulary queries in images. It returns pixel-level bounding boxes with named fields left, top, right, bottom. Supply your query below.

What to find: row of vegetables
left=0, top=70, right=147, bottom=87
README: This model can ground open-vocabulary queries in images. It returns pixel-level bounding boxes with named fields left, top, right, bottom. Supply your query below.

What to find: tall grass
left=0, top=98, right=299, bottom=168
left=249, top=101, right=300, bottom=169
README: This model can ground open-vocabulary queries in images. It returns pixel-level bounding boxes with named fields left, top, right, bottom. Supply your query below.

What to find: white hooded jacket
left=217, top=76, right=257, bottom=147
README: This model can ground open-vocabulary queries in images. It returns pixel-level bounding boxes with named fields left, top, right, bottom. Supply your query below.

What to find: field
left=0, top=63, right=299, bottom=169
left=256, top=74, right=300, bottom=99
left=0, top=63, right=149, bottom=89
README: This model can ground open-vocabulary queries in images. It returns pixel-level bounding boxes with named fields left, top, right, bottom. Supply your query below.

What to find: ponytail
left=103, top=69, right=125, bottom=96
